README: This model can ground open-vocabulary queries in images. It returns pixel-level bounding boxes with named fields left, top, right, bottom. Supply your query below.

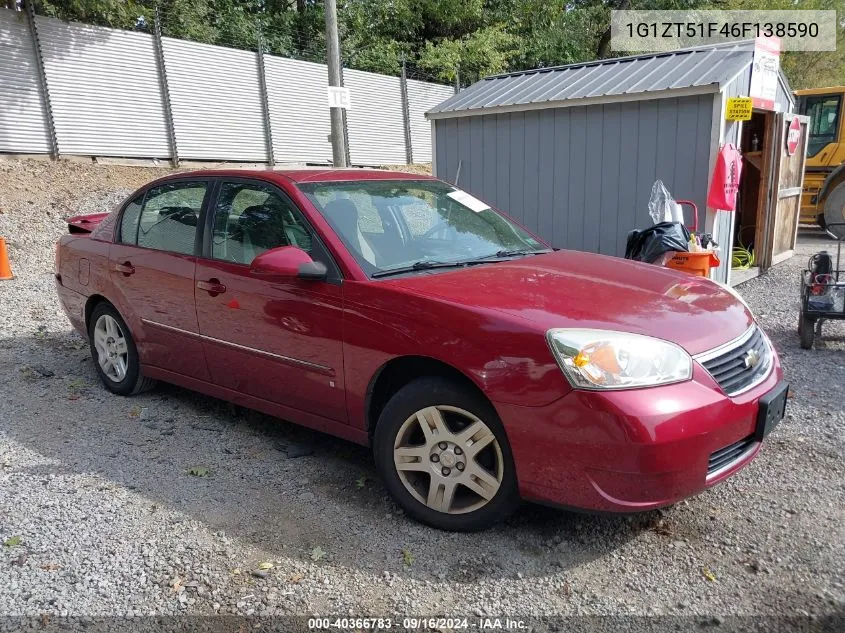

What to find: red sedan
left=55, top=169, right=787, bottom=531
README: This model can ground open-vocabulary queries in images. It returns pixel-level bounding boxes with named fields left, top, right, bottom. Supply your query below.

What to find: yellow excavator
left=796, top=87, right=845, bottom=229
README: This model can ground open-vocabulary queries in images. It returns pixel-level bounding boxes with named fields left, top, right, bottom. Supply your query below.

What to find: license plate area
left=754, top=381, right=788, bottom=442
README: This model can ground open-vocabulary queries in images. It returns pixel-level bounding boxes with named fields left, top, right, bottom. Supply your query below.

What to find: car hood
left=382, top=250, right=752, bottom=356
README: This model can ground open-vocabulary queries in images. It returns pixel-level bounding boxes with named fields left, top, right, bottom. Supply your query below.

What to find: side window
left=118, top=194, right=144, bottom=245
left=805, top=95, right=841, bottom=157
left=137, top=182, right=207, bottom=255
left=211, top=182, right=314, bottom=265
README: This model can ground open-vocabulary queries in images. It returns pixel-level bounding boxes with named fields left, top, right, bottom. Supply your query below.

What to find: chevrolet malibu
left=55, top=169, right=788, bottom=531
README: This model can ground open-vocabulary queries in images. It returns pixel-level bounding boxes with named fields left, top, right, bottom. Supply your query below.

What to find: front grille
left=707, top=435, right=755, bottom=477
left=697, top=326, right=772, bottom=396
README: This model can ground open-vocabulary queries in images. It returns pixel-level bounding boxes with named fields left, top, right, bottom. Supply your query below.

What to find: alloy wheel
left=93, top=314, right=129, bottom=382
left=393, top=405, right=504, bottom=514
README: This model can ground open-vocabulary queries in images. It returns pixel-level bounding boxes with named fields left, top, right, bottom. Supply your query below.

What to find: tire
left=799, top=313, right=815, bottom=350
left=373, top=377, right=520, bottom=531
left=822, top=181, right=845, bottom=238
left=87, top=302, right=156, bottom=396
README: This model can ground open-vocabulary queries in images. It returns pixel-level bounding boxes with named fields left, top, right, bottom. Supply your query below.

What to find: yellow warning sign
left=726, top=97, right=753, bottom=121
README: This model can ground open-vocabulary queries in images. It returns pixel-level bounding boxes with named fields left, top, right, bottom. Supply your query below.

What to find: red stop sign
left=787, top=117, right=801, bottom=156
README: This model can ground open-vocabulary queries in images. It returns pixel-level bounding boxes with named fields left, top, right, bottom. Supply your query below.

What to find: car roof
left=155, top=168, right=437, bottom=186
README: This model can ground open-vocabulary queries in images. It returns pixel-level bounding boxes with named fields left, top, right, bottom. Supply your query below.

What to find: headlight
left=546, top=329, right=692, bottom=390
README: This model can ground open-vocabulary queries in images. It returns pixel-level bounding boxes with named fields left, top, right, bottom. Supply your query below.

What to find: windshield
left=299, top=179, right=546, bottom=276
left=800, top=94, right=842, bottom=158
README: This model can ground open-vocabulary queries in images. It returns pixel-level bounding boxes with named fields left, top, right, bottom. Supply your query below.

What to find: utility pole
left=324, top=0, right=348, bottom=167
left=399, top=54, right=413, bottom=165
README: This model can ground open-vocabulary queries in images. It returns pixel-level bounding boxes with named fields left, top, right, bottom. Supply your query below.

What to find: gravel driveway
left=0, top=161, right=843, bottom=627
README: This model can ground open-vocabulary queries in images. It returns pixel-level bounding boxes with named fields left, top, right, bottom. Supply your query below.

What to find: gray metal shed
left=426, top=41, right=798, bottom=285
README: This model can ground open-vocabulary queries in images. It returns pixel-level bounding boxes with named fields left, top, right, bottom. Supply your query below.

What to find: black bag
left=625, top=222, right=691, bottom=264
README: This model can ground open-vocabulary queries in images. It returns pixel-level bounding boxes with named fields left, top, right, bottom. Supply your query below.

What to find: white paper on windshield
left=447, top=190, right=491, bottom=213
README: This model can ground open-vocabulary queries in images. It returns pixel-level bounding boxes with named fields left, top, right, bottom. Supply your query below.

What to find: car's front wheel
left=88, top=302, right=156, bottom=396
left=373, top=377, right=519, bottom=531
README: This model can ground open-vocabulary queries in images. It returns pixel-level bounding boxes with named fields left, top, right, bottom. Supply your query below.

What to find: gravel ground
left=0, top=160, right=843, bottom=625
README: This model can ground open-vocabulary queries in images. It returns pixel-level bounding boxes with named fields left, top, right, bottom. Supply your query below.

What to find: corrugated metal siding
left=776, top=73, right=795, bottom=113
left=163, top=38, right=267, bottom=162
left=0, top=9, right=468, bottom=163
left=708, top=66, right=752, bottom=284
left=343, top=68, right=405, bottom=165
left=434, top=94, right=715, bottom=259
left=406, top=79, right=453, bottom=163
left=0, top=9, right=51, bottom=154
left=430, top=44, right=752, bottom=116
left=264, top=56, right=332, bottom=164
left=35, top=15, right=169, bottom=158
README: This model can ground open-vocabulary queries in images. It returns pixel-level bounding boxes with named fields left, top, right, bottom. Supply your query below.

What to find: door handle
left=197, top=278, right=227, bottom=296
left=113, top=261, right=135, bottom=276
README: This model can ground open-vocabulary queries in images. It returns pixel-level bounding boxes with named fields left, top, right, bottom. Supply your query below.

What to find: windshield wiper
left=467, top=248, right=554, bottom=261
left=371, top=260, right=469, bottom=278
left=371, top=249, right=554, bottom=278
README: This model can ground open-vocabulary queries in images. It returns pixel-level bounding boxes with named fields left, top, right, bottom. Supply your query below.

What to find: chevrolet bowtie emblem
left=743, top=348, right=761, bottom=369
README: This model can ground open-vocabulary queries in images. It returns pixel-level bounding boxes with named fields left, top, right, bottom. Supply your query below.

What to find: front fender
left=341, top=281, right=570, bottom=430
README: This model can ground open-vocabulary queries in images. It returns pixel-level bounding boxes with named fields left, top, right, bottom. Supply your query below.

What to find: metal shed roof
left=428, top=41, right=778, bottom=119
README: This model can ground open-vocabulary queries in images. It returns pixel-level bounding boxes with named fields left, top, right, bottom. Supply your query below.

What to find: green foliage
left=402, top=547, right=414, bottom=566
left=36, top=0, right=149, bottom=29
left=345, top=36, right=407, bottom=75
left=30, top=0, right=845, bottom=89
left=715, top=0, right=845, bottom=89
left=418, top=25, right=517, bottom=82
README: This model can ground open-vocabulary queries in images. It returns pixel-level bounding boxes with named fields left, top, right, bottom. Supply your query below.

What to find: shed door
left=763, top=113, right=809, bottom=267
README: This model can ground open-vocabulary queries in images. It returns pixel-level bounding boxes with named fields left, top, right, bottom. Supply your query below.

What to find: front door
left=194, top=179, right=346, bottom=422
left=760, top=113, right=809, bottom=268
left=109, top=180, right=211, bottom=381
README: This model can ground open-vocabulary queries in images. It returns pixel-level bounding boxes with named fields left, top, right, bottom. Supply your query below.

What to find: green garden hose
left=732, top=245, right=755, bottom=270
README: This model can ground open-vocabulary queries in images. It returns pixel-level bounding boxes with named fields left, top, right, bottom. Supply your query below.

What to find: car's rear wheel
left=88, top=302, right=155, bottom=396
left=373, top=377, right=519, bottom=531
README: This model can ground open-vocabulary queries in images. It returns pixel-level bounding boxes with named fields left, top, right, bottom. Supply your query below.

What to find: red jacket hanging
left=707, top=144, right=743, bottom=211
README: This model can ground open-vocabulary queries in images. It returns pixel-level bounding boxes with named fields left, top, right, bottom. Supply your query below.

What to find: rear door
left=194, top=178, right=346, bottom=422
left=109, top=179, right=211, bottom=380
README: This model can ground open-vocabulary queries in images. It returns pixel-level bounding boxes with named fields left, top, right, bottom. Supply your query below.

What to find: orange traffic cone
left=0, top=237, right=13, bottom=280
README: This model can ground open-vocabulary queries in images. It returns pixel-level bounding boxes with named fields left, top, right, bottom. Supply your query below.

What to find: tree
left=26, top=0, right=845, bottom=89
left=718, top=0, right=845, bottom=89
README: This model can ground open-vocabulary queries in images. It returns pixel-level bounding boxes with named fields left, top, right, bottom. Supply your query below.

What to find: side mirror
left=250, top=246, right=328, bottom=281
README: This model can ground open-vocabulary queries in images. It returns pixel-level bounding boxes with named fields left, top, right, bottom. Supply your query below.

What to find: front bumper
left=497, top=358, right=784, bottom=512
